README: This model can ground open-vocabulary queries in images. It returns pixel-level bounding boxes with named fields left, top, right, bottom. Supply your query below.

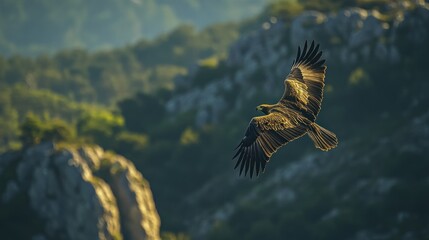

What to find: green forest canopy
left=0, top=0, right=268, bottom=56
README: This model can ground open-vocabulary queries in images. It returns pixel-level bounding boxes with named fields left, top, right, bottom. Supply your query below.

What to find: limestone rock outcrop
left=0, top=142, right=160, bottom=240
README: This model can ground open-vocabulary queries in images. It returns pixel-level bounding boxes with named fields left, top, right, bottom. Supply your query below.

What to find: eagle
left=233, top=40, right=338, bottom=178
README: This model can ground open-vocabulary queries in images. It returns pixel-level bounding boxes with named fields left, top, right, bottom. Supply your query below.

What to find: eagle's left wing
left=280, top=41, right=327, bottom=121
left=233, top=112, right=307, bottom=178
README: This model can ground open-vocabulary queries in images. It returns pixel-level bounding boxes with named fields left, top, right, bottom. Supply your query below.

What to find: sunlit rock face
left=166, top=2, right=429, bottom=126
left=0, top=142, right=160, bottom=240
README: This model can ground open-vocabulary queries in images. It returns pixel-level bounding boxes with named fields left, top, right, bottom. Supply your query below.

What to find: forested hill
left=0, top=12, right=242, bottom=161
left=0, top=22, right=241, bottom=104
left=0, top=0, right=268, bottom=56
left=0, top=0, right=417, bottom=56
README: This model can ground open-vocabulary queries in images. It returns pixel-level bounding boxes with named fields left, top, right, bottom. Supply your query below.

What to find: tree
left=19, top=114, right=75, bottom=146
left=19, top=114, right=44, bottom=147
left=76, top=110, right=124, bottom=148
left=41, top=119, right=75, bottom=143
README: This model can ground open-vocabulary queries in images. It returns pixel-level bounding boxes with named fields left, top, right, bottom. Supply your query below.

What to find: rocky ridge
left=0, top=142, right=160, bottom=240
left=162, top=1, right=429, bottom=239
left=166, top=1, right=429, bottom=126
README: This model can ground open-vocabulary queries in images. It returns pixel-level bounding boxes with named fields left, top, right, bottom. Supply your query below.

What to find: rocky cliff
left=166, top=1, right=429, bottom=126
left=0, top=142, right=160, bottom=240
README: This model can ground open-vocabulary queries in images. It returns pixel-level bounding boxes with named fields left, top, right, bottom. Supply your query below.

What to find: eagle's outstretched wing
left=280, top=41, right=327, bottom=121
left=233, top=112, right=307, bottom=178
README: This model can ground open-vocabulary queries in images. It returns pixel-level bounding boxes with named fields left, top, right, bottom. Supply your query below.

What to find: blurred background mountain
left=1, top=0, right=429, bottom=240
left=0, top=0, right=268, bottom=56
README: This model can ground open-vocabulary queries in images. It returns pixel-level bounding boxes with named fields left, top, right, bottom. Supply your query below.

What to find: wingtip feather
left=300, top=41, right=308, bottom=62
left=296, top=46, right=301, bottom=64
left=294, top=41, right=325, bottom=69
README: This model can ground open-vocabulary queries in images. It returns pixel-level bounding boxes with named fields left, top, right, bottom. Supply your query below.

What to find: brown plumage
left=233, top=41, right=338, bottom=178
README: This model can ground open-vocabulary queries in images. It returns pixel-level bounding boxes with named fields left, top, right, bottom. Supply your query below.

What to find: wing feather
left=249, top=144, right=256, bottom=178
left=303, top=41, right=315, bottom=61
left=295, top=46, right=301, bottom=65
left=233, top=112, right=307, bottom=178
left=306, top=44, right=320, bottom=63
left=300, top=41, right=308, bottom=62
left=280, top=40, right=327, bottom=121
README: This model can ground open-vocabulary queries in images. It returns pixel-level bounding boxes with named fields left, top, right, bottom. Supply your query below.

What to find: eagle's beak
left=256, top=106, right=261, bottom=111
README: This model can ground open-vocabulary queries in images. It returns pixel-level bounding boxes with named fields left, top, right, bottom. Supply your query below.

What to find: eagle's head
left=256, top=104, right=271, bottom=114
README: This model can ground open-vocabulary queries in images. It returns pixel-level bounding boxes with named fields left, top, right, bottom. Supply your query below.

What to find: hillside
left=0, top=0, right=268, bottom=56
left=118, top=1, right=429, bottom=237
left=0, top=22, right=240, bottom=104
left=195, top=108, right=429, bottom=240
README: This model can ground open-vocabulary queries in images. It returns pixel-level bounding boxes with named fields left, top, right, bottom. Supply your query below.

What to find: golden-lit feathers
left=233, top=41, right=338, bottom=178
left=253, top=113, right=296, bottom=131
left=286, top=80, right=309, bottom=107
left=281, top=40, right=327, bottom=121
left=307, top=123, right=338, bottom=151
left=233, top=110, right=308, bottom=178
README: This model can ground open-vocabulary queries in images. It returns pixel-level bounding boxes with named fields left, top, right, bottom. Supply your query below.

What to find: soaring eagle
left=233, top=41, right=338, bottom=178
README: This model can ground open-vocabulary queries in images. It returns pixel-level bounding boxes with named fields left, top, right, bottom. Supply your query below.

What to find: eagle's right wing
left=280, top=41, right=327, bottom=121
left=233, top=112, right=307, bottom=178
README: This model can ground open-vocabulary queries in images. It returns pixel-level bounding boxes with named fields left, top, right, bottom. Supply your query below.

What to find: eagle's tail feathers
left=308, top=123, right=338, bottom=151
